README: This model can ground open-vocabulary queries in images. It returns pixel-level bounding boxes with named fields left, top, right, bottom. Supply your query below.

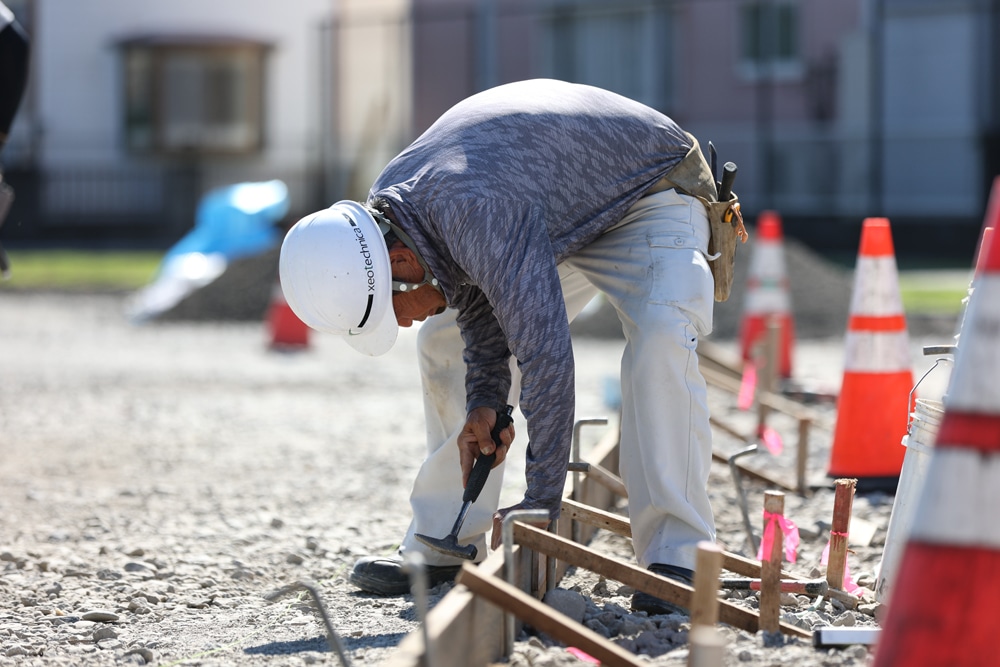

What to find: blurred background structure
left=0, top=0, right=992, bottom=259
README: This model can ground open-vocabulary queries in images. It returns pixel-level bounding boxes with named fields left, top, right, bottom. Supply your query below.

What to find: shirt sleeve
left=439, top=196, right=576, bottom=516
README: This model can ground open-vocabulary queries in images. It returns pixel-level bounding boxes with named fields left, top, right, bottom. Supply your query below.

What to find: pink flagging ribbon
left=756, top=511, right=799, bottom=563
left=821, top=533, right=862, bottom=594
left=761, top=426, right=783, bottom=455
left=738, top=362, right=757, bottom=410
left=566, top=647, right=599, bottom=664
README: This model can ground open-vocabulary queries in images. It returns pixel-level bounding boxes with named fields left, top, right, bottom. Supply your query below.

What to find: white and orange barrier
left=827, top=218, right=913, bottom=490
left=873, top=208, right=1000, bottom=667
left=739, top=210, right=795, bottom=379
left=267, top=279, right=311, bottom=350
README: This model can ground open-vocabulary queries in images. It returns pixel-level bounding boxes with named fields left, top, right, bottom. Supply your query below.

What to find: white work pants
left=400, top=189, right=717, bottom=571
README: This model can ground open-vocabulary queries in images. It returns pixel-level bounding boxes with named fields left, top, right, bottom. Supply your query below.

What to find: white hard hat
left=279, top=201, right=397, bottom=356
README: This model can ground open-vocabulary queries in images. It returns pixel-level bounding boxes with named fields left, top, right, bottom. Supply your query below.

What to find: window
left=541, top=2, right=673, bottom=112
left=740, top=2, right=802, bottom=80
left=120, top=37, right=270, bottom=155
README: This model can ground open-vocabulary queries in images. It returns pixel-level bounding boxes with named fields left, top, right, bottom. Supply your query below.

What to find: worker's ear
left=387, top=243, right=422, bottom=277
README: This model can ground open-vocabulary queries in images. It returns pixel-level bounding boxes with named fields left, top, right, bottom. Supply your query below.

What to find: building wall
left=35, top=0, right=332, bottom=172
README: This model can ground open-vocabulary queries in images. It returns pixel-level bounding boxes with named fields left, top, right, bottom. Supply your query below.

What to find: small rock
left=125, top=562, right=152, bottom=573
left=542, top=588, right=586, bottom=624
left=584, top=618, right=610, bottom=638
left=124, top=647, right=155, bottom=664
left=126, top=548, right=145, bottom=557
left=270, top=517, right=284, bottom=528
left=285, top=552, right=305, bottom=565
left=81, top=609, right=119, bottom=622
left=620, top=618, right=643, bottom=635
left=93, top=625, right=118, bottom=641
left=587, top=576, right=609, bottom=597
left=96, top=568, right=122, bottom=581
left=832, top=612, right=856, bottom=627
left=760, top=630, right=785, bottom=648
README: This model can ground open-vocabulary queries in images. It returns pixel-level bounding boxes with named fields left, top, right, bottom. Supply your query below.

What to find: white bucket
left=874, top=398, right=945, bottom=603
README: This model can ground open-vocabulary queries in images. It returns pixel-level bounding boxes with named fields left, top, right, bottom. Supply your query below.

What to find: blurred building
left=2, top=0, right=994, bottom=256
left=2, top=0, right=333, bottom=242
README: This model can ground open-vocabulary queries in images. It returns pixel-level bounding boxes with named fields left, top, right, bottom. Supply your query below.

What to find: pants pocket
left=647, top=235, right=714, bottom=337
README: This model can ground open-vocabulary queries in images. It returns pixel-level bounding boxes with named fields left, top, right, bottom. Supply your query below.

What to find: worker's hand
left=458, top=406, right=515, bottom=489
left=490, top=503, right=551, bottom=551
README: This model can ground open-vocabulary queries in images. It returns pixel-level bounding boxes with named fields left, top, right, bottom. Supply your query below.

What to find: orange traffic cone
left=827, top=218, right=913, bottom=491
left=267, top=280, right=310, bottom=350
left=739, top=211, right=795, bottom=378
left=872, top=216, right=1000, bottom=667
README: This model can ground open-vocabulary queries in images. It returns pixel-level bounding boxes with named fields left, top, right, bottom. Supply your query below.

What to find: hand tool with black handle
left=415, top=405, right=514, bottom=560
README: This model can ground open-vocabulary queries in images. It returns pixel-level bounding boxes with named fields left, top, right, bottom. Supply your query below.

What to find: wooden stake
left=690, top=541, right=723, bottom=629
left=759, top=491, right=785, bottom=634
left=455, top=564, right=645, bottom=667
left=687, top=625, right=725, bottom=667
left=826, top=478, right=856, bottom=591
left=796, top=417, right=811, bottom=496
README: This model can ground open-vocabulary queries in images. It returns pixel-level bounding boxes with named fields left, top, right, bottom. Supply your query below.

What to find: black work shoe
left=349, top=555, right=462, bottom=596
left=631, top=563, right=696, bottom=616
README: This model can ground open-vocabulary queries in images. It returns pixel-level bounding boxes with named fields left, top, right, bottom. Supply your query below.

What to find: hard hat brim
left=343, top=298, right=398, bottom=356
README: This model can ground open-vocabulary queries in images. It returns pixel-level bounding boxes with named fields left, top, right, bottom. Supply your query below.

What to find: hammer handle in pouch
left=462, top=405, right=514, bottom=504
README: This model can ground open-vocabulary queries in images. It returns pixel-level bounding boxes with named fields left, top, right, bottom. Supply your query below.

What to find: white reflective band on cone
left=949, top=274, right=1000, bottom=410
left=908, top=448, right=1000, bottom=548
left=851, top=256, right=905, bottom=316
left=843, top=330, right=912, bottom=372
left=744, top=289, right=791, bottom=313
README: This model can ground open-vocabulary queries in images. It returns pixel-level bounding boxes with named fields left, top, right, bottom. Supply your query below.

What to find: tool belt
left=647, top=133, right=748, bottom=302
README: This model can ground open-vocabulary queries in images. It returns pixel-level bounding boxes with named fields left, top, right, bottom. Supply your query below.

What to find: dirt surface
left=0, top=246, right=962, bottom=667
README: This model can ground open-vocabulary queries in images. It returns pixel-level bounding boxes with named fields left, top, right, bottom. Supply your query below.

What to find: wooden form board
left=386, top=424, right=623, bottom=667
left=513, top=522, right=811, bottom=640
left=561, top=497, right=861, bottom=610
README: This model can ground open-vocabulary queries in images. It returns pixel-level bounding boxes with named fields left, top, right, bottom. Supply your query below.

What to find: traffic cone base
left=267, top=282, right=310, bottom=350
left=874, top=543, right=1000, bottom=665
left=828, top=372, right=912, bottom=484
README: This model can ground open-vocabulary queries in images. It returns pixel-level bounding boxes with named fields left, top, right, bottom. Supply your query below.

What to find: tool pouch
left=657, top=133, right=748, bottom=302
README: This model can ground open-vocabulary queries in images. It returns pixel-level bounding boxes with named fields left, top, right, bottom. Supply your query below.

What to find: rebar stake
left=502, top=509, right=550, bottom=656
left=402, top=552, right=432, bottom=667
left=729, top=444, right=760, bottom=553
left=264, top=580, right=352, bottom=667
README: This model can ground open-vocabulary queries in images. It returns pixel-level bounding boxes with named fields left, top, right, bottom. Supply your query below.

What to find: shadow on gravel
left=245, top=632, right=411, bottom=656
left=245, top=636, right=329, bottom=655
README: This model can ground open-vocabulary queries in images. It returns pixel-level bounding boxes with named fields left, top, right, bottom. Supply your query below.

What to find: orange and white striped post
left=739, top=210, right=795, bottom=379
left=872, top=211, right=1000, bottom=667
left=827, top=218, right=913, bottom=491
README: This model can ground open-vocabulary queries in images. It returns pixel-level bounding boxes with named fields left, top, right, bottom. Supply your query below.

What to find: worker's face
left=392, top=286, right=446, bottom=327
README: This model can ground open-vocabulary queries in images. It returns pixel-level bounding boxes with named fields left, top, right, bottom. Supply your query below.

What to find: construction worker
left=0, top=0, right=30, bottom=277
left=0, top=0, right=29, bottom=156
left=279, top=79, right=745, bottom=615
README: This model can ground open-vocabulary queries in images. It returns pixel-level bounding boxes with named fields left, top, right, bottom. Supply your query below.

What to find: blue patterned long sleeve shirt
left=369, top=79, right=692, bottom=516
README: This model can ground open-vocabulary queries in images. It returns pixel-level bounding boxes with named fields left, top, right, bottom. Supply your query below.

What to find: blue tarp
left=161, top=179, right=289, bottom=264
left=127, top=179, right=289, bottom=322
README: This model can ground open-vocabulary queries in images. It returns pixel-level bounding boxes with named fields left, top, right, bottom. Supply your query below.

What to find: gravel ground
left=0, top=239, right=964, bottom=666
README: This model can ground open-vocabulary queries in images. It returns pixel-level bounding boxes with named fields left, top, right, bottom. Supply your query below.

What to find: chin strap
left=368, top=205, right=444, bottom=295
